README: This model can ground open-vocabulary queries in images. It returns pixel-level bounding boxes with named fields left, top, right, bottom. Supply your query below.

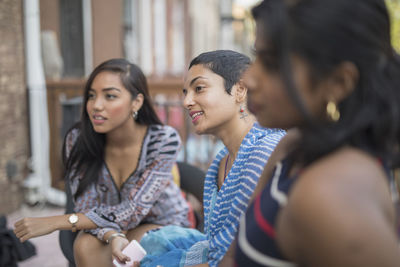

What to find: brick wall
left=0, top=0, right=28, bottom=214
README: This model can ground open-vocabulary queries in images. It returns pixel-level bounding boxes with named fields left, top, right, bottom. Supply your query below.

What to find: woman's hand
left=111, top=236, right=130, bottom=264
left=14, top=217, right=56, bottom=242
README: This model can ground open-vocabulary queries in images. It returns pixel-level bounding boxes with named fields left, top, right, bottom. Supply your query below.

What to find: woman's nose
left=92, top=97, right=104, bottom=111
left=183, top=91, right=194, bottom=109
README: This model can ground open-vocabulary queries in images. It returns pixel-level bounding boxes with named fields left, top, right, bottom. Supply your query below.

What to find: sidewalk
left=7, top=204, right=68, bottom=267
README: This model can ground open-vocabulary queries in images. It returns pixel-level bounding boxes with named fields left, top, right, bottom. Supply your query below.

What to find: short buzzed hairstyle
left=189, top=50, right=251, bottom=94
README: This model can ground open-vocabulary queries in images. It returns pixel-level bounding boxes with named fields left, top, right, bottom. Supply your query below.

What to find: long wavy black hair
left=252, top=0, right=400, bottom=167
left=63, top=58, right=162, bottom=198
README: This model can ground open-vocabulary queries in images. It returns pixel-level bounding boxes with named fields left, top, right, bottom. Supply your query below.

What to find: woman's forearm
left=13, top=213, right=99, bottom=242
left=56, top=213, right=98, bottom=231
left=53, top=214, right=121, bottom=243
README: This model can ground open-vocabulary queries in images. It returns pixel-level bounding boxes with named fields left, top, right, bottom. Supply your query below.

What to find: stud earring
left=132, top=111, right=138, bottom=120
left=239, top=104, right=248, bottom=119
left=326, top=101, right=340, bottom=122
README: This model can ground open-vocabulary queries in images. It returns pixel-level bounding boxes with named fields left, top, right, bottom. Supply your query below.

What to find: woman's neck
left=106, top=121, right=147, bottom=149
left=217, top=115, right=256, bottom=159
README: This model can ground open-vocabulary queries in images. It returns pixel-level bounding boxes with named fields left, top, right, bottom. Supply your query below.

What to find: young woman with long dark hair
left=232, top=0, right=400, bottom=266
left=14, top=58, right=190, bottom=267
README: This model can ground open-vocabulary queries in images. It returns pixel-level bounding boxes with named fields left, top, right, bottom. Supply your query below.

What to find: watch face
left=69, top=214, right=78, bottom=224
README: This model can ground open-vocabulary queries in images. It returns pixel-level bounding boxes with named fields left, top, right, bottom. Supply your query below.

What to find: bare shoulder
left=276, top=147, right=400, bottom=266
left=299, top=147, right=390, bottom=195
left=295, top=147, right=393, bottom=209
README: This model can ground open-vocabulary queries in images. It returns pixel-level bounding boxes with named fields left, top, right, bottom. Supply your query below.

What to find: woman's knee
left=73, top=232, right=108, bottom=263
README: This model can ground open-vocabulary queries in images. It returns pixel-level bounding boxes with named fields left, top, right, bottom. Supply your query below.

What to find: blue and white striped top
left=203, top=122, right=285, bottom=267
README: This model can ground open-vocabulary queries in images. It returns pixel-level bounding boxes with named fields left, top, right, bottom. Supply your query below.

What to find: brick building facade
left=0, top=0, right=28, bottom=214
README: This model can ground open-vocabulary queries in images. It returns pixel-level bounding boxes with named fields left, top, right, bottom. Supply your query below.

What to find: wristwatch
left=68, top=213, right=79, bottom=232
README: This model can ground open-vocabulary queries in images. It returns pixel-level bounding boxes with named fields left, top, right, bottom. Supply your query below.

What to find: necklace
left=224, top=154, right=230, bottom=178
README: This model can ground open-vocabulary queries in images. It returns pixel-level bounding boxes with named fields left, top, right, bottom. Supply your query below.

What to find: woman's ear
left=234, top=79, right=248, bottom=103
left=132, top=93, right=144, bottom=112
left=326, top=61, right=359, bottom=103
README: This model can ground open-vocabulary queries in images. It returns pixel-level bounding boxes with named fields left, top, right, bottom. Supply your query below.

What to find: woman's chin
left=92, top=126, right=108, bottom=134
left=193, top=124, right=209, bottom=135
left=194, top=128, right=205, bottom=135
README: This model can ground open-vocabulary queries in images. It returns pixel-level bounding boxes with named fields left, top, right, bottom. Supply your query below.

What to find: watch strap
left=69, top=213, right=78, bottom=232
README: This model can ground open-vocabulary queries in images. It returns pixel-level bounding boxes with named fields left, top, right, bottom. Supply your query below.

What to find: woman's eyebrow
left=89, top=87, right=121, bottom=92
left=190, top=76, right=207, bottom=87
left=103, top=87, right=121, bottom=92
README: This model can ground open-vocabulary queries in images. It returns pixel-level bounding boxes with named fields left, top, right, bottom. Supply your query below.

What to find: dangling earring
left=132, top=111, right=138, bottom=120
left=239, top=104, right=248, bottom=119
left=326, top=101, right=340, bottom=122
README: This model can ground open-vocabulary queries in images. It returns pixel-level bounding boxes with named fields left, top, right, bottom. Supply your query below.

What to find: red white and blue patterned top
left=234, top=159, right=297, bottom=267
left=235, top=157, right=400, bottom=267
left=65, top=125, right=190, bottom=241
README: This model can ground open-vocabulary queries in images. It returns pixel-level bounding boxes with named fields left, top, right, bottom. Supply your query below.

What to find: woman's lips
left=92, top=115, right=106, bottom=125
left=189, top=111, right=203, bottom=124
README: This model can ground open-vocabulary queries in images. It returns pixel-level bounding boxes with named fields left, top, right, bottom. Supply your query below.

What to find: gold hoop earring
left=326, top=101, right=340, bottom=122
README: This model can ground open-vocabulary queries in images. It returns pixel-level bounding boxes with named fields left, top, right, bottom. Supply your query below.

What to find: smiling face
left=86, top=71, right=139, bottom=134
left=183, top=64, right=240, bottom=135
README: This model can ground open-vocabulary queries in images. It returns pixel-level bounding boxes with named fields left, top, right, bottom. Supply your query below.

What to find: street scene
left=1, top=0, right=400, bottom=266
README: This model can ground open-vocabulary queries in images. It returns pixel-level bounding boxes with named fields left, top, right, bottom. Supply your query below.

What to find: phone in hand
left=113, top=239, right=147, bottom=267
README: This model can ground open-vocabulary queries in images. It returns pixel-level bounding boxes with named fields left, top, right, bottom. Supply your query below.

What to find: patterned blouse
left=65, top=125, right=190, bottom=241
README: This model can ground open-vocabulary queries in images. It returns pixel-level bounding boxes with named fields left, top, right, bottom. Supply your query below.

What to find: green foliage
left=386, top=0, right=400, bottom=52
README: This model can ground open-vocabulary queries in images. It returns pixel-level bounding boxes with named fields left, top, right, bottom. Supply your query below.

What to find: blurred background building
left=1, top=0, right=399, bottom=214
left=0, top=0, right=28, bottom=214
left=0, top=0, right=261, bottom=213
